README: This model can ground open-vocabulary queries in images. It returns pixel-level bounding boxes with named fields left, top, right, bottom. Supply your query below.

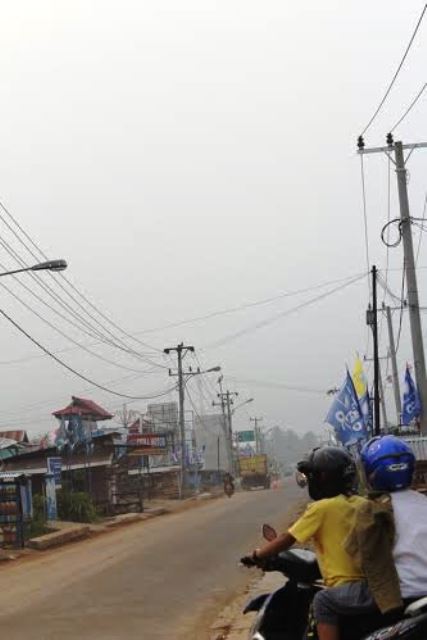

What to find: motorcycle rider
left=246, top=446, right=371, bottom=640
left=223, top=471, right=235, bottom=495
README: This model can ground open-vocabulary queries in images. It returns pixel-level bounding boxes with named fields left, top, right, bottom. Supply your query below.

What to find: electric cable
left=360, top=4, right=427, bottom=136
left=360, top=154, right=371, bottom=298
left=0, top=305, right=176, bottom=400
left=0, top=201, right=167, bottom=367
left=134, top=273, right=368, bottom=336
left=395, top=259, right=406, bottom=353
left=205, top=273, right=366, bottom=349
left=390, top=82, right=427, bottom=132
left=0, top=272, right=153, bottom=374
left=226, top=376, right=326, bottom=395
left=416, top=193, right=427, bottom=264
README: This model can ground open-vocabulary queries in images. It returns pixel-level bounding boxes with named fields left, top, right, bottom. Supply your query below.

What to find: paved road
left=0, top=479, right=302, bottom=639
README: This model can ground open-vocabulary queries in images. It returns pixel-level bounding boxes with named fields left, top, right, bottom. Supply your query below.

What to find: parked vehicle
left=241, top=524, right=427, bottom=640
left=239, top=455, right=270, bottom=490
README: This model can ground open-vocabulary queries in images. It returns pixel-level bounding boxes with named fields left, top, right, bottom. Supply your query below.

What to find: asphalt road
left=0, top=479, right=303, bottom=639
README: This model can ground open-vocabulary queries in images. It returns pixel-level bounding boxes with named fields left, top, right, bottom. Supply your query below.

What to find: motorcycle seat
left=405, top=596, right=427, bottom=617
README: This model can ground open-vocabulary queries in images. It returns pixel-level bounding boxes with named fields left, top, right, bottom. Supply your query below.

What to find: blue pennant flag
left=402, top=365, right=421, bottom=427
left=359, top=389, right=373, bottom=433
left=325, top=370, right=368, bottom=446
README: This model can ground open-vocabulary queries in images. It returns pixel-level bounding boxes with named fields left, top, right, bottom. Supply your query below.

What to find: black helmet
left=296, top=446, right=357, bottom=501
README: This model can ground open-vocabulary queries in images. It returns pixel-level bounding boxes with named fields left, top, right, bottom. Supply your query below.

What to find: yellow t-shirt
left=288, top=494, right=367, bottom=587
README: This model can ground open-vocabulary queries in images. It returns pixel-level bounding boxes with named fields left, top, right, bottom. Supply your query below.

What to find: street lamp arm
left=0, top=259, right=68, bottom=278
left=231, top=397, right=254, bottom=415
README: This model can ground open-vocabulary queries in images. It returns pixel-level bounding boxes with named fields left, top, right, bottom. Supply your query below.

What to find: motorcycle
left=224, top=481, right=235, bottom=498
left=241, top=524, right=427, bottom=640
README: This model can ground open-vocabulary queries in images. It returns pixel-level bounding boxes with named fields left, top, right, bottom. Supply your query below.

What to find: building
left=194, top=413, right=230, bottom=472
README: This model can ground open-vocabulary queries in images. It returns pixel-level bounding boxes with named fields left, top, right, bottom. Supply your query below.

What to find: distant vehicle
left=239, top=455, right=270, bottom=490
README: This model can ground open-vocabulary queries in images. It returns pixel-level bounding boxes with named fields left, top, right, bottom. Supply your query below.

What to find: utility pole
left=250, top=417, right=263, bottom=454
left=164, top=342, right=194, bottom=497
left=212, top=376, right=232, bottom=473
left=385, top=305, right=402, bottom=424
left=358, top=136, right=427, bottom=434
left=214, top=382, right=238, bottom=474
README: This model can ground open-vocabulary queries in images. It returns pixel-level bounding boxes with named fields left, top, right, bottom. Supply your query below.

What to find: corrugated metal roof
left=53, top=396, right=113, bottom=420
left=0, top=430, right=29, bottom=443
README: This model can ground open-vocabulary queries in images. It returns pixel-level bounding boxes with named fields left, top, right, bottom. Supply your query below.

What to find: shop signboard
left=47, top=457, right=62, bottom=487
left=127, top=433, right=168, bottom=457
left=237, top=430, right=255, bottom=443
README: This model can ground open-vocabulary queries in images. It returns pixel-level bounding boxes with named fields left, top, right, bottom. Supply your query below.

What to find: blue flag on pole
left=359, top=389, right=373, bottom=433
left=402, top=365, right=421, bottom=426
left=325, top=370, right=368, bottom=446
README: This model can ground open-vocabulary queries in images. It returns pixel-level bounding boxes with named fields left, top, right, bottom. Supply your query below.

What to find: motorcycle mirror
left=262, top=523, right=278, bottom=541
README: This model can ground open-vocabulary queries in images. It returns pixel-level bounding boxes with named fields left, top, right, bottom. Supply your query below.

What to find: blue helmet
left=361, top=435, right=415, bottom=492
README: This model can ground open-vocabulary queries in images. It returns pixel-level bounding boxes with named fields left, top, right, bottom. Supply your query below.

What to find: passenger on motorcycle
left=247, top=446, right=370, bottom=640
left=361, top=436, right=427, bottom=603
left=312, top=436, right=427, bottom=640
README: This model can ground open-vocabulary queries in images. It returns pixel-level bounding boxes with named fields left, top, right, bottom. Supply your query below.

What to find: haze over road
left=0, top=480, right=302, bottom=640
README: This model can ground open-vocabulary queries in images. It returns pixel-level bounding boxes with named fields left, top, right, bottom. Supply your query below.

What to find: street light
left=0, top=259, right=68, bottom=278
left=231, top=397, right=254, bottom=416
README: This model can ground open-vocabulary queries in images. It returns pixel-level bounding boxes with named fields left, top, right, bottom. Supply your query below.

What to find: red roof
left=52, top=396, right=113, bottom=421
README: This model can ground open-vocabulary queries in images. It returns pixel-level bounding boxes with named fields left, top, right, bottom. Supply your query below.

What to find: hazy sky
left=0, top=1, right=426, bottom=437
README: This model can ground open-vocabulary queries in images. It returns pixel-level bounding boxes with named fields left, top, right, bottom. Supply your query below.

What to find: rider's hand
left=240, top=555, right=257, bottom=567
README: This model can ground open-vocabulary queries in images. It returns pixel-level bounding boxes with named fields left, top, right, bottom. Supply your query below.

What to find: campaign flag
left=325, top=370, right=368, bottom=446
left=352, top=357, right=367, bottom=397
left=359, top=390, right=373, bottom=434
left=352, top=357, right=371, bottom=432
left=402, top=365, right=421, bottom=426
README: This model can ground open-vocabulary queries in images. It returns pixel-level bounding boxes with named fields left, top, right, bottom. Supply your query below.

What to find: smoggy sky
left=0, top=1, right=426, bottom=437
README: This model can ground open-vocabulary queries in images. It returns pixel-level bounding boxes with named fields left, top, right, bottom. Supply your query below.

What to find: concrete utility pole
left=250, top=417, right=263, bottom=454
left=164, top=342, right=194, bottom=496
left=358, top=136, right=427, bottom=434
left=212, top=376, right=232, bottom=473
left=385, top=305, right=402, bottom=424
left=214, top=381, right=238, bottom=474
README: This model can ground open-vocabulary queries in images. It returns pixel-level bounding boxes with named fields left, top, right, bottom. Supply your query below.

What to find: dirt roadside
left=0, top=491, right=223, bottom=568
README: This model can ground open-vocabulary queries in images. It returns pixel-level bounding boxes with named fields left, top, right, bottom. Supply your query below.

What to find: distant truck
left=238, top=454, right=271, bottom=490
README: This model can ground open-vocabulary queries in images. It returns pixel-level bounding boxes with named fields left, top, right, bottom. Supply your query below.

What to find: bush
left=57, top=490, right=98, bottom=523
left=25, top=494, right=48, bottom=539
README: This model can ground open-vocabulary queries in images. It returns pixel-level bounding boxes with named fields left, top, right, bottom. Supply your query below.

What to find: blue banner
left=325, top=371, right=368, bottom=446
left=402, top=365, right=421, bottom=426
left=359, top=390, right=373, bottom=433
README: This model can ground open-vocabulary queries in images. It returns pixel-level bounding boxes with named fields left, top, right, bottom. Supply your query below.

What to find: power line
left=390, top=82, right=427, bottom=132
left=0, top=305, right=176, bottom=400
left=360, top=154, right=371, bottom=298
left=205, top=273, right=366, bottom=349
left=0, top=201, right=167, bottom=369
left=134, top=273, right=367, bottom=335
left=360, top=3, right=427, bottom=136
left=0, top=273, right=153, bottom=374
left=227, top=376, right=326, bottom=395
left=416, top=193, right=427, bottom=264
left=395, top=259, right=406, bottom=353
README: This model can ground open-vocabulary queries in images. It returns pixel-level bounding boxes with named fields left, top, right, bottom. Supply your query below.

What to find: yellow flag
left=352, top=357, right=367, bottom=397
